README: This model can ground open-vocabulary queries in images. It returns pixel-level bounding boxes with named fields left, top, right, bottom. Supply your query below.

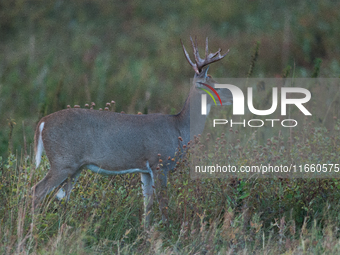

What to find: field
left=1, top=1, right=340, bottom=254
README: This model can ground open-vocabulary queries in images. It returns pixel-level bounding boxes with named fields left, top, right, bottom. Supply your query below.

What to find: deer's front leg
left=155, top=169, right=169, bottom=224
left=141, top=172, right=154, bottom=228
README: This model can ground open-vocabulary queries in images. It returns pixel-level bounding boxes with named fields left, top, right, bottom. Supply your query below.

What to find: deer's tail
left=34, top=121, right=45, bottom=169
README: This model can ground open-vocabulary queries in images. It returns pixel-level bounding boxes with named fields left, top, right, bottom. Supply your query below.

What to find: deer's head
left=181, top=37, right=232, bottom=109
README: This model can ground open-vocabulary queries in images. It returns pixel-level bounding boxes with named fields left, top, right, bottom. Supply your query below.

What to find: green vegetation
left=2, top=123, right=340, bottom=254
left=1, top=0, right=340, bottom=254
left=1, top=0, right=340, bottom=156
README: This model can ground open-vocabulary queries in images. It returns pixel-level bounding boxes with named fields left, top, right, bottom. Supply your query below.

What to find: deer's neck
left=175, top=86, right=207, bottom=144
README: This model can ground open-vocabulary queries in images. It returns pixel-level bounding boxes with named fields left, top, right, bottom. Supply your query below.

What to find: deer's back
left=37, top=108, right=181, bottom=170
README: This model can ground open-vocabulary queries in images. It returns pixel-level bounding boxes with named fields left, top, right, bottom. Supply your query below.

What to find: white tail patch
left=35, top=122, right=45, bottom=169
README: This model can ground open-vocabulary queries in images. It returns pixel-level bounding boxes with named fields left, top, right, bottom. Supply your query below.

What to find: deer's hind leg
left=63, top=169, right=82, bottom=200
left=55, top=168, right=82, bottom=201
left=32, top=164, right=80, bottom=208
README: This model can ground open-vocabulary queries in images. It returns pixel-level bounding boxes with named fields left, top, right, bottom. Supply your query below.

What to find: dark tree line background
left=0, top=0, right=339, bottom=156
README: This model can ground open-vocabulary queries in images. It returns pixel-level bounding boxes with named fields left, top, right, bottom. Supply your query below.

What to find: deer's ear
left=198, top=66, right=209, bottom=79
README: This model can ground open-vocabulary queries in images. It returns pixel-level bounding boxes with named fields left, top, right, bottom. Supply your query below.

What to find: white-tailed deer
left=32, top=37, right=230, bottom=226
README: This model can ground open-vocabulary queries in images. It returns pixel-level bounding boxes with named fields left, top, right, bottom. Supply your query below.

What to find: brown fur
left=32, top=38, right=230, bottom=227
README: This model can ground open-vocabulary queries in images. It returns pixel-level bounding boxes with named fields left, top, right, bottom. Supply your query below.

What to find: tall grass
left=2, top=0, right=340, bottom=157
left=1, top=119, right=340, bottom=254
left=1, top=1, right=340, bottom=253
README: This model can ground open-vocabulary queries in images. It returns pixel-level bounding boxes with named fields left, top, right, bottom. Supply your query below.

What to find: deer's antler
left=181, top=36, right=229, bottom=74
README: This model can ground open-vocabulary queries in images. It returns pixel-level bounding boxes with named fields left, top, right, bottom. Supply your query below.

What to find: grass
left=1, top=2, right=340, bottom=253
left=1, top=119, right=340, bottom=254
left=2, top=0, right=340, bottom=157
